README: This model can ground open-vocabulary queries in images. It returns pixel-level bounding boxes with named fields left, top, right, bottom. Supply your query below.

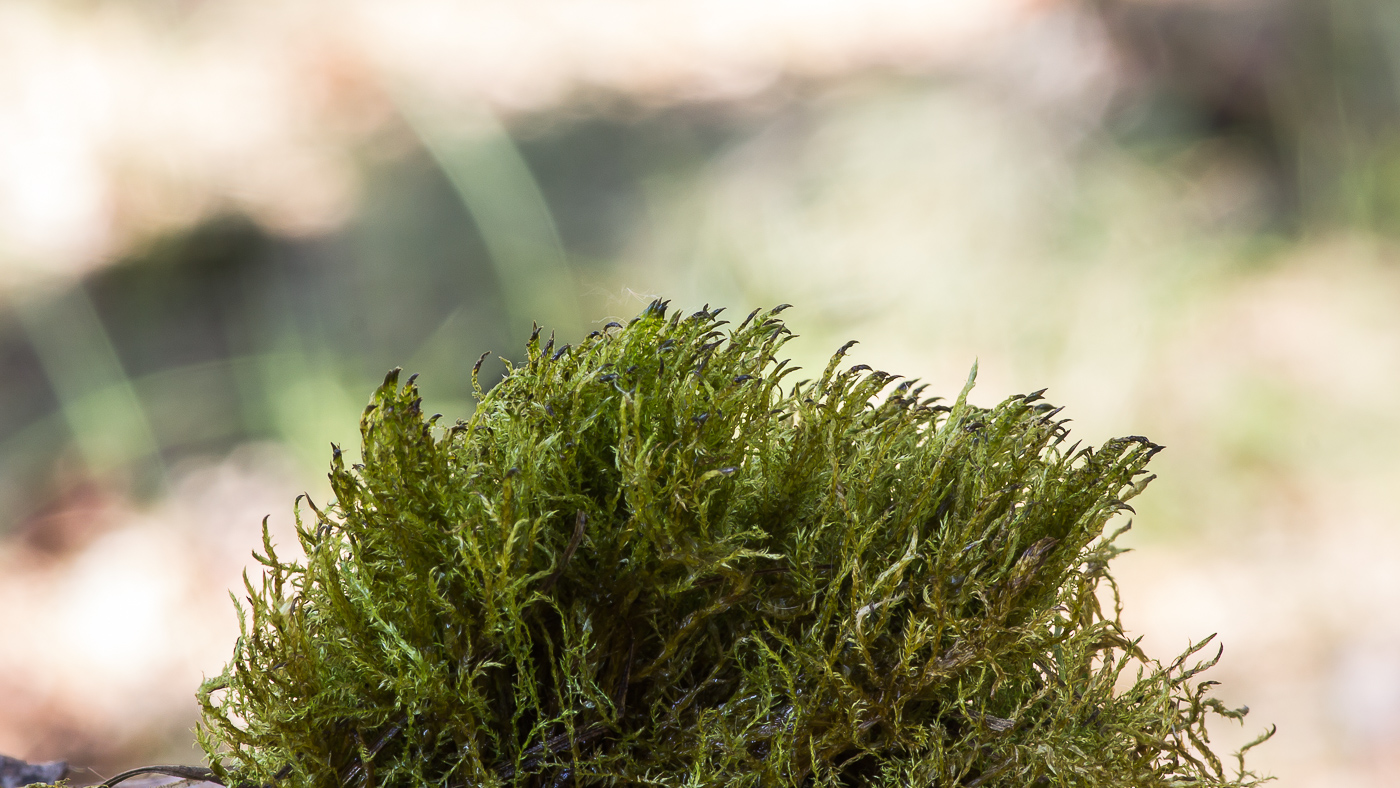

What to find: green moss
left=196, top=300, right=1272, bottom=787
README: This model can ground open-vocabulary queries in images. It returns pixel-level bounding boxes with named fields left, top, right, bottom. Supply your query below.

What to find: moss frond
left=197, top=300, right=1272, bottom=788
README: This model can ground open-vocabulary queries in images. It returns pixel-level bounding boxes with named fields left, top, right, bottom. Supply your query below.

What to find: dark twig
left=541, top=511, right=587, bottom=593
left=98, top=765, right=220, bottom=788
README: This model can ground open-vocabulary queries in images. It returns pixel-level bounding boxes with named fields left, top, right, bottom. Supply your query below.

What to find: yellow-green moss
left=196, top=300, right=1272, bottom=788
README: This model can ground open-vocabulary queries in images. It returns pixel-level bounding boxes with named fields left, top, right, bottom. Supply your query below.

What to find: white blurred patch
left=0, top=443, right=306, bottom=760
left=1330, top=640, right=1400, bottom=747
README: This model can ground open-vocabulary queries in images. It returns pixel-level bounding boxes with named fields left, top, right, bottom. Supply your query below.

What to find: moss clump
left=197, top=300, right=1272, bottom=788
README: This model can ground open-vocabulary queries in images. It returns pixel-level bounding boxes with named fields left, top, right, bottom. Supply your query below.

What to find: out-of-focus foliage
left=1100, top=0, right=1400, bottom=236
left=197, top=302, right=1270, bottom=788
left=0, top=110, right=745, bottom=530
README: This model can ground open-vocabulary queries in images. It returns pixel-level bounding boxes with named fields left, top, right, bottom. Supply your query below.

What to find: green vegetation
left=195, top=300, right=1272, bottom=787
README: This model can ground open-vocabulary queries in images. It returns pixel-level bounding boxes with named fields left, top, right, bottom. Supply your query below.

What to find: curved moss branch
left=196, top=300, right=1273, bottom=788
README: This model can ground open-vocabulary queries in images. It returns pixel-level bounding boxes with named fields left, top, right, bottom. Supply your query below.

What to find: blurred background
left=0, top=0, right=1397, bottom=785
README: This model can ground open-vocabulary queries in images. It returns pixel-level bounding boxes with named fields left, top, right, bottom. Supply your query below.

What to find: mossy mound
left=197, top=301, right=1271, bottom=787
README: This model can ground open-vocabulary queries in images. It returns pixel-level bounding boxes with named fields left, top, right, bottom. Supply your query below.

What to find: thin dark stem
left=99, top=766, right=221, bottom=788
